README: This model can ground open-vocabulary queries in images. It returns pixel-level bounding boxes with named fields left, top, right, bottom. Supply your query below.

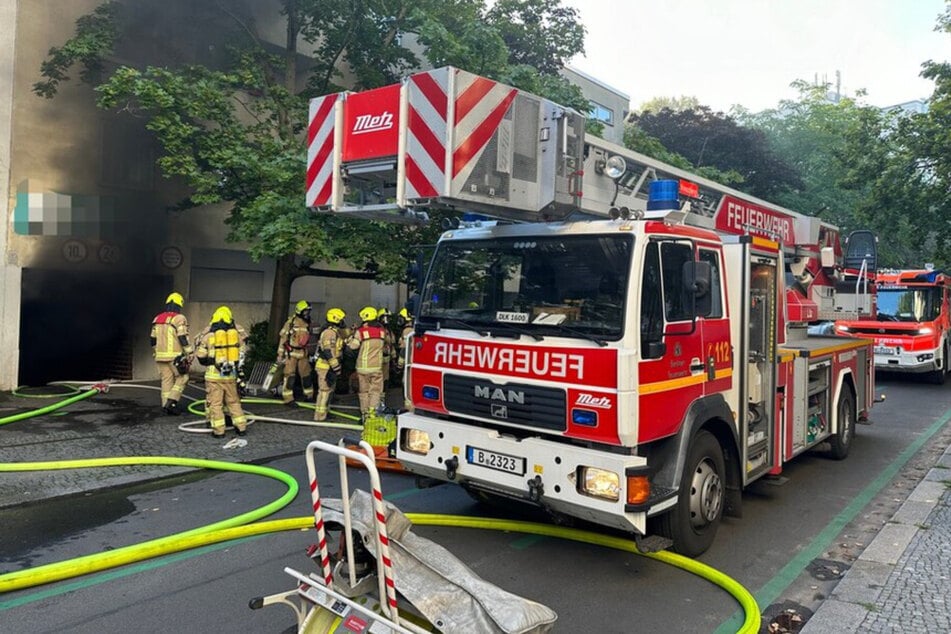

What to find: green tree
left=631, top=106, right=803, bottom=200
left=37, top=0, right=587, bottom=342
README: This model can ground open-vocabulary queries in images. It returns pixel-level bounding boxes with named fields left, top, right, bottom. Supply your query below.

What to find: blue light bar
left=422, top=386, right=440, bottom=400
left=647, top=179, right=680, bottom=211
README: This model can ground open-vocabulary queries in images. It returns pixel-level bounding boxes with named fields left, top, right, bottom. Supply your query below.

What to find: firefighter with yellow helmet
left=150, top=292, right=193, bottom=416
left=396, top=306, right=415, bottom=411
left=277, top=300, right=315, bottom=405
left=377, top=308, right=396, bottom=388
left=313, top=308, right=346, bottom=421
left=346, top=306, right=390, bottom=421
left=195, top=306, right=248, bottom=438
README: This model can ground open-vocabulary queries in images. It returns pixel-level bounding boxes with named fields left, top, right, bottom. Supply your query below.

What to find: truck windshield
left=876, top=287, right=942, bottom=322
left=419, top=233, right=632, bottom=341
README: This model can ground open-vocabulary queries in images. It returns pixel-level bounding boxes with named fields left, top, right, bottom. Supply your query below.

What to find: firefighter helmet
left=295, top=300, right=311, bottom=315
left=399, top=307, right=410, bottom=320
left=359, top=306, right=378, bottom=322
left=326, top=308, right=346, bottom=324
left=211, top=306, right=233, bottom=324
left=166, top=292, right=184, bottom=307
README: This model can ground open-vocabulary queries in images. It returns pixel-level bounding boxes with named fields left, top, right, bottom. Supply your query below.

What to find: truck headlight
left=401, top=428, right=431, bottom=455
left=579, top=467, right=620, bottom=502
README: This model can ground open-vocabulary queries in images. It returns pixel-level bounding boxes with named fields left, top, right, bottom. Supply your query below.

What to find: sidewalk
left=801, top=444, right=951, bottom=633
left=2, top=380, right=950, bottom=632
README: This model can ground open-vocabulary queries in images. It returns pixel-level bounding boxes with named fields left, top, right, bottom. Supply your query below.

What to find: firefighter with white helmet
left=277, top=299, right=315, bottom=405
left=150, top=291, right=193, bottom=416
left=194, top=306, right=248, bottom=438
left=313, top=307, right=347, bottom=421
left=346, top=306, right=390, bottom=421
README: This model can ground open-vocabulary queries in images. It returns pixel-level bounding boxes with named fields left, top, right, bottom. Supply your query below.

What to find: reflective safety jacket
left=278, top=315, right=311, bottom=359
left=346, top=322, right=389, bottom=373
left=315, top=325, right=344, bottom=371
left=151, top=311, right=192, bottom=361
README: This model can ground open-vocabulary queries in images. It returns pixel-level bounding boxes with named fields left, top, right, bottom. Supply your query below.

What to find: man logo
left=474, top=385, right=525, bottom=404
left=491, top=404, right=508, bottom=419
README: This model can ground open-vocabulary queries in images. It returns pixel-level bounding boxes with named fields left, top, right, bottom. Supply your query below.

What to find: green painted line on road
left=714, top=406, right=951, bottom=634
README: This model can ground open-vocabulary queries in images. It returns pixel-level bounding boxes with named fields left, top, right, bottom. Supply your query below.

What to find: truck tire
left=829, top=387, right=855, bottom=460
left=653, top=430, right=724, bottom=557
left=927, top=341, right=948, bottom=384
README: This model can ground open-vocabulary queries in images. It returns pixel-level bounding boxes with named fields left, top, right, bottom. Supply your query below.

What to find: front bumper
left=875, top=348, right=940, bottom=373
left=396, top=412, right=653, bottom=535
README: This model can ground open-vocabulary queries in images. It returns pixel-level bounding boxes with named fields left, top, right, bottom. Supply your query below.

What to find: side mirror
left=683, top=260, right=713, bottom=317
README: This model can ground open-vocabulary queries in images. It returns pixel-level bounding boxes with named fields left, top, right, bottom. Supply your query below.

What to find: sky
left=564, top=0, right=951, bottom=113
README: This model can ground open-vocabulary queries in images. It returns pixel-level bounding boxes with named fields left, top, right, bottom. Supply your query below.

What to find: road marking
left=714, top=406, right=951, bottom=634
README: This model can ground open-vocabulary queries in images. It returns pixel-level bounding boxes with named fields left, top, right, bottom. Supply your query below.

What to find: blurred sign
left=62, top=239, right=87, bottom=263
left=160, top=246, right=183, bottom=269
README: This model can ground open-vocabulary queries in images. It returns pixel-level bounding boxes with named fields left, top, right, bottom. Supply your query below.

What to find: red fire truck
left=835, top=268, right=951, bottom=383
left=306, top=67, right=878, bottom=555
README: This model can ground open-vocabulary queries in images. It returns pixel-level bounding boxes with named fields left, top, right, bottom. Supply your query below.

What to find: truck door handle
left=690, top=359, right=704, bottom=372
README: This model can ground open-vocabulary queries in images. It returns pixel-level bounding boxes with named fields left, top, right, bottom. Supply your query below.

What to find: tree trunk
left=268, top=253, right=297, bottom=345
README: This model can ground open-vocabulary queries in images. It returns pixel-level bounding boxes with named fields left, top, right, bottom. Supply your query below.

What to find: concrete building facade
left=0, top=1, right=627, bottom=389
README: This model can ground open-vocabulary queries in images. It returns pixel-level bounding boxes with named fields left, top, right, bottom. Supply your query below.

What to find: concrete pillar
left=0, top=0, right=21, bottom=390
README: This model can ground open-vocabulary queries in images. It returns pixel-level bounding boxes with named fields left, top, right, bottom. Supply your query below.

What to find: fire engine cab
left=306, top=66, right=878, bottom=555
left=835, top=267, right=951, bottom=383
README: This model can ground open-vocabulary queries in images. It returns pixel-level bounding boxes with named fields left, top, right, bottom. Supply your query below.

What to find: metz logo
left=352, top=111, right=394, bottom=135
left=575, top=393, right=612, bottom=409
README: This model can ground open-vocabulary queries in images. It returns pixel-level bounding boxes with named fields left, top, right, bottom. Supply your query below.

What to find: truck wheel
left=653, top=430, right=724, bottom=557
left=928, top=342, right=948, bottom=384
left=829, top=387, right=855, bottom=460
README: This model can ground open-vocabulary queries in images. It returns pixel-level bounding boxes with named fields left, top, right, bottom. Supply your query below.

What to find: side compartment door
left=744, top=250, right=780, bottom=479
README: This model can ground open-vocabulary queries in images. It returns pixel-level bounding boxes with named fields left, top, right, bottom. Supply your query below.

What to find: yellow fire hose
left=0, top=386, right=759, bottom=632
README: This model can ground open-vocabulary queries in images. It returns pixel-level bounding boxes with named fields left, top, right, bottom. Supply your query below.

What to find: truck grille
left=443, top=374, right=566, bottom=431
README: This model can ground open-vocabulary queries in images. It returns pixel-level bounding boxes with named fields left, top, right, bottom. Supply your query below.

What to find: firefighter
left=377, top=308, right=395, bottom=388
left=195, top=306, right=248, bottom=438
left=313, top=308, right=346, bottom=421
left=150, top=292, right=193, bottom=416
left=277, top=300, right=315, bottom=405
left=346, top=306, right=390, bottom=421
left=396, top=306, right=414, bottom=411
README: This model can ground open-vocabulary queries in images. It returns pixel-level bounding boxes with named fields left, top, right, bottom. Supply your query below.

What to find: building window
left=589, top=101, right=615, bottom=126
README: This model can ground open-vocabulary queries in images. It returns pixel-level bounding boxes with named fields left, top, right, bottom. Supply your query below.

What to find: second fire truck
left=306, top=67, right=878, bottom=555
left=836, top=267, right=951, bottom=383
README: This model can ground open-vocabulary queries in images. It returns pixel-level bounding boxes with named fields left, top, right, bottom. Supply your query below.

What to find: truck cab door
left=637, top=240, right=705, bottom=443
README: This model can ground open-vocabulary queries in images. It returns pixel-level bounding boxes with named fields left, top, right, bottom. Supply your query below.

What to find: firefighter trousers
left=281, top=355, right=314, bottom=403
left=206, top=379, right=247, bottom=435
left=356, top=370, right=383, bottom=417
left=157, top=361, right=189, bottom=406
left=314, top=366, right=337, bottom=421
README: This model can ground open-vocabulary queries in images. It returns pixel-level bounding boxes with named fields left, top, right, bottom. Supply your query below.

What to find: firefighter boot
left=165, top=400, right=181, bottom=416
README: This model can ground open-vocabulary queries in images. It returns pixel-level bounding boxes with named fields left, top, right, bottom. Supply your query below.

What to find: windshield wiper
left=540, top=323, right=608, bottom=347
left=489, top=323, right=544, bottom=341
left=435, top=317, right=489, bottom=336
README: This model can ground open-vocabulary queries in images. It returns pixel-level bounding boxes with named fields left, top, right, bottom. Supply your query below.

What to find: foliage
left=638, top=95, right=701, bottom=114
left=631, top=106, right=803, bottom=200
left=622, top=125, right=744, bottom=187
left=484, top=0, right=585, bottom=75
left=243, top=320, right=273, bottom=366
